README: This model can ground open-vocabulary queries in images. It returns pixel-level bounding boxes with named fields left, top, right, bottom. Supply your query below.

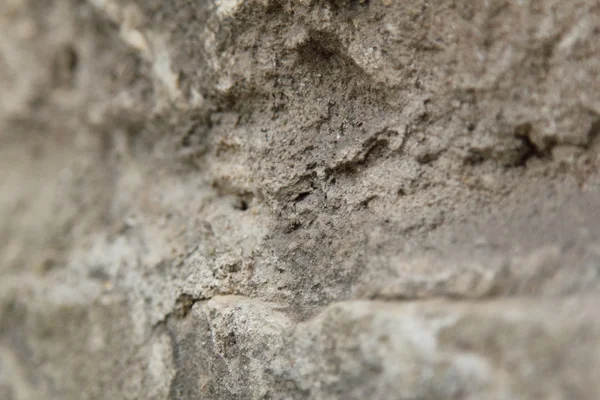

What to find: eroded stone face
left=1, top=0, right=600, bottom=399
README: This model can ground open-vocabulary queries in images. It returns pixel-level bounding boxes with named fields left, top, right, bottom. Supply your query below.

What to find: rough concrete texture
left=1, top=0, right=600, bottom=399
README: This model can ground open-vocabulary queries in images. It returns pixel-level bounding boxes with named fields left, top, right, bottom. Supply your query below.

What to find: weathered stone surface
left=1, top=0, right=600, bottom=399
left=161, top=296, right=600, bottom=399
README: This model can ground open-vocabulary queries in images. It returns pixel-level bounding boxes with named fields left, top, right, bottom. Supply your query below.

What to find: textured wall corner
left=1, top=1, right=600, bottom=399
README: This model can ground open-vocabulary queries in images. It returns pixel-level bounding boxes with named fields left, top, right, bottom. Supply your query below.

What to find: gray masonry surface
left=1, top=1, right=600, bottom=399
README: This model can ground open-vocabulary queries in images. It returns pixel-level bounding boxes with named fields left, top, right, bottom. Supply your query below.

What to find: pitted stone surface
left=1, top=1, right=600, bottom=399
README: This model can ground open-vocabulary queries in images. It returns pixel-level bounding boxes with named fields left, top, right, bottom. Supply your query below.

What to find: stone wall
left=1, top=1, right=600, bottom=399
